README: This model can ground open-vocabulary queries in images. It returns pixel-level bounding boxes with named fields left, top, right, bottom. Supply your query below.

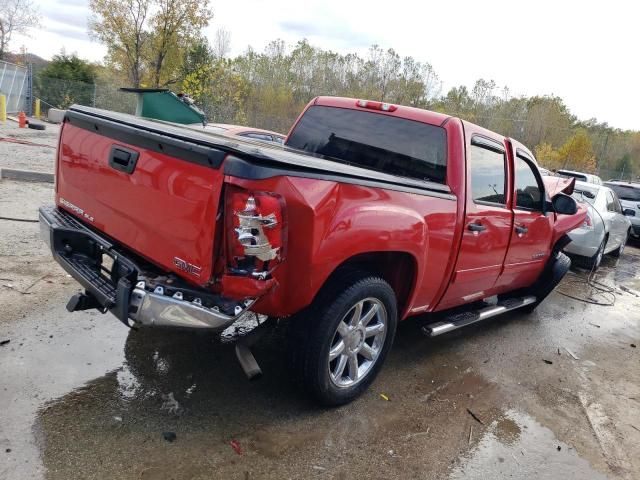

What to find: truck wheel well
left=323, top=252, right=417, bottom=317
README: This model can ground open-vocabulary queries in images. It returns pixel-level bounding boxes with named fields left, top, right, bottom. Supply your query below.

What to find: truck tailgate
left=57, top=108, right=228, bottom=285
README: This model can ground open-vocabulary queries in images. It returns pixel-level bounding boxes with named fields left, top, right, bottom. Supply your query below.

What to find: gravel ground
left=0, top=121, right=59, bottom=173
left=1, top=138, right=639, bottom=480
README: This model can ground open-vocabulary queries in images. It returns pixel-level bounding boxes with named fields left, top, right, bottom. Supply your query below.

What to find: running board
left=422, top=295, right=537, bottom=337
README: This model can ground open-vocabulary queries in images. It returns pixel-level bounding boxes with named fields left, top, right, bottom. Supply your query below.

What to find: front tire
left=523, top=251, right=571, bottom=312
left=288, top=272, right=397, bottom=406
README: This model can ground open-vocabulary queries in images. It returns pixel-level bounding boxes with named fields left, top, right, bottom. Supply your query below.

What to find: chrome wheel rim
left=328, top=298, right=387, bottom=388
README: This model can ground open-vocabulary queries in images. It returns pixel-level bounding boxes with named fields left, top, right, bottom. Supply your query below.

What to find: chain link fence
left=0, top=60, right=29, bottom=113
left=33, top=75, right=137, bottom=118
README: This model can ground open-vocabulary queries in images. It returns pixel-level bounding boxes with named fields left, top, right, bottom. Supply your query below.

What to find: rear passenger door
left=437, top=133, right=513, bottom=308
left=497, top=146, right=553, bottom=290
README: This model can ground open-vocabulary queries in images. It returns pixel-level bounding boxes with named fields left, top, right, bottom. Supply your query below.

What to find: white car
left=564, top=182, right=633, bottom=269
left=605, top=181, right=640, bottom=239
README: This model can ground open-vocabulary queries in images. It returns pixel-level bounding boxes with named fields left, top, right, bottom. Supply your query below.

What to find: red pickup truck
left=40, top=96, right=584, bottom=404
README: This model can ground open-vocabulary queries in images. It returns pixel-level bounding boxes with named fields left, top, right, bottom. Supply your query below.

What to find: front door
left=497, top=145, right=553, bottom=290
left=437, top=132, right=513, bottom=310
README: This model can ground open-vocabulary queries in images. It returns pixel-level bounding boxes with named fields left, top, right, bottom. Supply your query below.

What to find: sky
left=11, top=0, right=640, bottom=130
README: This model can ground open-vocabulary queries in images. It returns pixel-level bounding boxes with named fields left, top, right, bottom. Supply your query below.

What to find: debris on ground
left=5, top=448, right=11, bottom=453
left=468, top=426, right=473, bottom=444
left=619, top=285, right=640, bottom=297
left=557, top=445, right=562, bottom=451
left=312, top=465, right=326, bottom=471
left=543, top=359, right=553, bottom=364
left=379, top=393, right=390, bottom=401
left=230, top=439, right=243, bottom=455
left=589, top=323, right=601, bottom=328
left=0, top=339, right=10, bottom=346
left=564, top=348, right=580, bottom=360
left=1, top=283, right=31, bottom=294
left=162, top=431, right=177, bottom=443
left=160, top=392, right=181, bottom=415
left=466, top=409, right=485, bottom=425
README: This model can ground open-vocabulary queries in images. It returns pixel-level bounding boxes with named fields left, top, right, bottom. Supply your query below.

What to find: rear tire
left=611, top=230, right=629, bottom=258
left=288, top=271, right=397, bottom=406
left=574, top=236, right=606, bottom=271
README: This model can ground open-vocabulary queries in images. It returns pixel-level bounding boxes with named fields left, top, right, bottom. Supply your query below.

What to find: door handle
left=109, top=145, right=139, bottom=174
left=515, top=225, right=528, bottom=236
left=468, top=222, right=486, bottom=233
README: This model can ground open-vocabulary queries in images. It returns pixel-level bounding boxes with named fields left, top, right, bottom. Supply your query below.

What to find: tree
left=89, top=0, right=211, bottom=88
left=148, top=0, right=213, bottom=87
left=39, top=52, right=97, bottom=83
left=36, top=52, right=97, bottom=108
left=0, top=0, right=40, bottom=60
left=534, top=142, right=560, bottom=169
left=557, top=130, right=597, bottom=173
left=212, top=27, right=231, bottom=59
left=89, top=0, right=150, bottom=88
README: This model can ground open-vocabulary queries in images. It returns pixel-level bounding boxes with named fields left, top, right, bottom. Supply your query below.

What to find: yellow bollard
left=34, top=98, right=41, bottom=120
left=0, top=94, right=6, bottom=123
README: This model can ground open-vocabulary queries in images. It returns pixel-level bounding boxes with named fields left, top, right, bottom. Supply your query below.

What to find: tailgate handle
left=109, top=146, right=139, bottom=174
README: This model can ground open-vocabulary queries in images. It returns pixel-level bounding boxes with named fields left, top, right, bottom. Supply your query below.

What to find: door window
left=514, top=155, right=543, bottom=211
left=606, top=191, right=620, bottom=212
left=609, top=191, right=622, bottom=213
left=469, top=142, right=506, bottom=205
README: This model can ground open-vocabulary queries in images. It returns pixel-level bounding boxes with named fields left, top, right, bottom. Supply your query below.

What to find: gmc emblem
left=173, top=257, right=202, bottom=277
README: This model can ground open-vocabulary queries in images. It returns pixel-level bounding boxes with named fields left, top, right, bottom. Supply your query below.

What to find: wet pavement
left=1, top=236, right=639, bottom=479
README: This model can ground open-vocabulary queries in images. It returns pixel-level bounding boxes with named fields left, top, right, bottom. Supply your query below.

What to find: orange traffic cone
left=18, top=111, right=27, bottom=128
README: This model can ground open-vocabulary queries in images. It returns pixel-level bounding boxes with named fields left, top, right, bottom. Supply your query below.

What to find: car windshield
left=572, top=188, right=597, bottom=205
left=286, top=105, right=447, bottom=183
left=605, top=183, right=640, bottom=201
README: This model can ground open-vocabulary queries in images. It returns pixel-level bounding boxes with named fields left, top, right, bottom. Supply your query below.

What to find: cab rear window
left=286, top=105, right=447, bottom=183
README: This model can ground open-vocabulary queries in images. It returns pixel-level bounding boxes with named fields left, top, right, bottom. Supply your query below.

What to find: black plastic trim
left=471, top=135, right=505, bottom=153
left=65, top=109, right=227, bottom=168
left=223, top=155, right=457, bottom=200
left=109, top=145, right=139, bottom=174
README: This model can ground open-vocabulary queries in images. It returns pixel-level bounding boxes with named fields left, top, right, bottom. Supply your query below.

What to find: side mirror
left=623, top=208, right=636, bottom=217
left=552, top=193, right=578, bottom=215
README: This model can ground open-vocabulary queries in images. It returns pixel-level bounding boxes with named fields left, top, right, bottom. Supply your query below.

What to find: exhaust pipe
left=235, top=342, right=263, bottom=380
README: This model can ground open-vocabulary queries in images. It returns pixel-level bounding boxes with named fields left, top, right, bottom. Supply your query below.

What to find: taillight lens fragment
left=225, top=188, right=286, bottom=277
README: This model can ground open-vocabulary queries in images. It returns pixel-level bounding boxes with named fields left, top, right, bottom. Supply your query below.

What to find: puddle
left=449, top=410, right=608, bottom=480
left=0, top=299, right=128, bottom=480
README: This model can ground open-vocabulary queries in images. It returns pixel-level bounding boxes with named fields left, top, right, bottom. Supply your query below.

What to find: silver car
left=604, top=181, right=640, bottom=240
left=564, top=181, right=634, bottom=269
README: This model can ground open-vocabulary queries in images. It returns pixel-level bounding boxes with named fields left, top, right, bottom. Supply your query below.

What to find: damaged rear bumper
left=39, top=205, right=256, bottom=330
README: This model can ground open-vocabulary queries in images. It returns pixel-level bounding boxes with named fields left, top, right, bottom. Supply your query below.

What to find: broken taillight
left=225, top=188, right=286, bottom=278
